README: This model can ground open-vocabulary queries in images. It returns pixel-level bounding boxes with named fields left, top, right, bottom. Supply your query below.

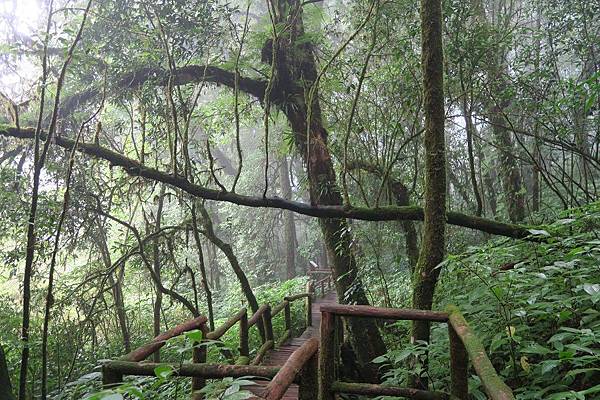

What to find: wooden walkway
left=250, top=292, right=337, bottom=399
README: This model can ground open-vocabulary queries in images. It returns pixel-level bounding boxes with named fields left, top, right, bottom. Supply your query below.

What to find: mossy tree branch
left=1, top=126, right=533, bottom=239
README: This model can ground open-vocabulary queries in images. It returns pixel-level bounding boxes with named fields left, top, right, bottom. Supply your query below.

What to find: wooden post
left=449, top=323, right=469, bottom=400
left=334, top=314, right=344, bottom=378
left=263, top=305, right=274, bottom=343
left=102, top=363, right=123, bottom=389
left=299, top=347, right=318, bottom=400
left=191, top=324, right=208, bottom=400
left=238, top=310, right=249, bottom=364
left=284, top=301, right=292, bottom=333
left=306, top=282, right=313, bottom=327
left=319, top=311, right=335, bottom=400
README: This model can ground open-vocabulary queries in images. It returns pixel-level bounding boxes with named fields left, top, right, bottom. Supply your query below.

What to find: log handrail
left=206, top=307, right=247, bottom=340
left=271, top=300, right=289, bottom=317
left=315, top=276, right=330, bottom=286
left=307, top=259, right=334, bottom=299
left=122, top=316, right=207, bottom=362
left=248, top=304, right=270, bottom=328
left=103, top=361, right=284, bottom=380
left=255, top=338, right=319, bottom=400
left=319, top=305, right=515, bottom=400
left=447, top=305, right=515, bottom=400
left=320, top=304, right=449, bottom=321
left=102, top=287, right=315, bottom=399
left=331, top=381, right=449, bottom=399
left=283, top=292, right=310, bottom=302
left=99, top=273, right=511, bottom=400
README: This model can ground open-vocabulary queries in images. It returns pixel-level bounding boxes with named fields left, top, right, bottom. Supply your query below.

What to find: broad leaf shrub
left=436, top=202, right=600, bottom=399
left=376, top=202, right=600, bottom=399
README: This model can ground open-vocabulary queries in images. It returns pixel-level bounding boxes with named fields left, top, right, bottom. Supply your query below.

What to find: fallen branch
left=1, top=126, right=533, bottom=239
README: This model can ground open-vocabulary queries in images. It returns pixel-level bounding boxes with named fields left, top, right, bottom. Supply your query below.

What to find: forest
left=0, top=0, right=598, bottom=398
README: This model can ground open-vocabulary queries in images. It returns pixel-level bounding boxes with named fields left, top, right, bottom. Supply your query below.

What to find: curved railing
left=101, top=263, right=512, bottom=400
left=102, top=265, right=332, bottom=399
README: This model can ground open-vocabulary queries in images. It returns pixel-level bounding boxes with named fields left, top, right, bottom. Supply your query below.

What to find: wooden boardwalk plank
left=248, top=292, right=337, bottom=399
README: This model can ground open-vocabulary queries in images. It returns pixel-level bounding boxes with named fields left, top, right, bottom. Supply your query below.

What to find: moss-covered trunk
left=266, top=0, right=386, bottom=380
left=410, top=0, right=446, bottom=390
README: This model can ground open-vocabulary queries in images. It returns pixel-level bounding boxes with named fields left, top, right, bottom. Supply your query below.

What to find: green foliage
left=197, top=377, right=256, bottom=399
left=376, top=202, right=600, bottom=398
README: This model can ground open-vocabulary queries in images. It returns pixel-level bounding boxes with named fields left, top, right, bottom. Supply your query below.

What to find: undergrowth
left=378, top=202, right=600, bottom=399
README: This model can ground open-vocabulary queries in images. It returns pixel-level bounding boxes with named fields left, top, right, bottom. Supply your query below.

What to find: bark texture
left=262, top=0, right=386, bottom=380
left=0, top=344, right=15, bottom=400
left=411, top=0, right=446, bottom=389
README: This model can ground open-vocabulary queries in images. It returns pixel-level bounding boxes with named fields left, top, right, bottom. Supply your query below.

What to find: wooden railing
left=307, top=261, right=333, bottom=297
left=250, top=338, right=319, bottom=400
left=319, top=304, right=515, bottom=400
left=102, top=278, right=327, bottom=399
left=101, top=263, right=512, bottom=400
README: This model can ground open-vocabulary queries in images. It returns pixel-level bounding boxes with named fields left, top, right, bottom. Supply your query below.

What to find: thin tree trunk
left=459, top=72, right=483, bottom=216
left=389, top=182, right=420, bottom=273
left=95, top=222, right=131, bottom=353
left=0, top=344, right=15, bottom=400
left=347, top=160, right=419, bottom=272
left=191, top=203, right=215, bottom=331
left=410, top=0, right=446, bottom=389
left=209, top=243, right=220, bottom=290
left=279, top=156, right=297, bottom=279
left=18, top=3, right=91, bottom=395
left=195, top=203, right=261, bottom=325
left=152, top=184, right=166, bottom=362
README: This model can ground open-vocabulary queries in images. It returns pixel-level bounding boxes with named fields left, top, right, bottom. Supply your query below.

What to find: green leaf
left=154, top=364, right=175, bottom=379
left=185, top=329, right=204, bottom=343
left=540, top=360, right=560, bottom=374
left=583, top=283, right=600, bottom=296
left=102, top=395, right=124, bottom=400
left=521, top=343, right=551, bottom=355
left=528, top=229, right=550, bottom=237
left=372, top=355, right=388, bottom=363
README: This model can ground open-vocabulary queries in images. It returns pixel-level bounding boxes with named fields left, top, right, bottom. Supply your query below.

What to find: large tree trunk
left=266, top=0, right=386, bottom=380
left=279, top=156, right=297, bottom=280
left=410, top=0, right=446, bottom=390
